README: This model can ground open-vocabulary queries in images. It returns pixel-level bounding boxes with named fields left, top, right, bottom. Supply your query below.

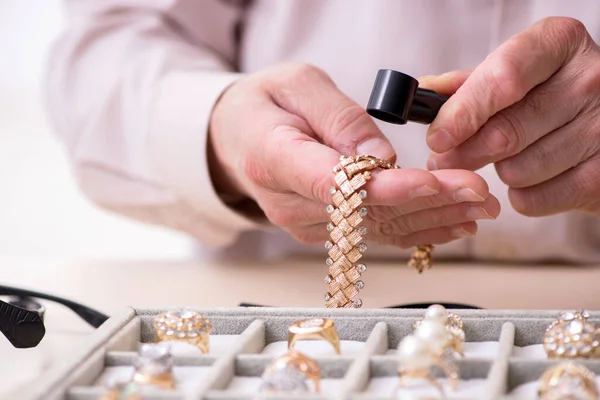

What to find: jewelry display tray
left=29, top=307, right=600, bottom=400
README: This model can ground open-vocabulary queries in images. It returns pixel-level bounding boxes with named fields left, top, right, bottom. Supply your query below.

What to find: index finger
left=426, top=17, right=588, bottom=154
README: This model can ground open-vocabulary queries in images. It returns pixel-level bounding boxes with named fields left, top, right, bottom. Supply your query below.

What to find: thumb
left=418, top=69, right=473, bottom=97
left=269, top=65, right=396, bottom=161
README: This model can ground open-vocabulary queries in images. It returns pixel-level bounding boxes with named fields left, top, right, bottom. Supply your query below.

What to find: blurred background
left=0, top=1, right=194, bottom=259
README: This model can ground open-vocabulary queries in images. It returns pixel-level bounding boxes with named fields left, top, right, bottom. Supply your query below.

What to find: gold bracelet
left=324, top=155, right=434, bottom=308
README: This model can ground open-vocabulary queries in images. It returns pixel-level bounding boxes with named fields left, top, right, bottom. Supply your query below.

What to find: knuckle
left=328, top=103, right=369, bottom=138
left=509, top=189, right=538, bottom=216
left=282, top=62, right=330, bottom=86
left=372, top=221, right=396, bottom=236
left=390, top=217, right=418, bottom=235
left=483, top=112, right=525, bottom=155
left=367, top=206, right=394, bottom=222
left=551, top=17, right=588, bottom=44
left=263, top=208, right=293, bottom=227
left=486, top=58, right=525, bottom=103
left=242, top=156, right=272, bottom=188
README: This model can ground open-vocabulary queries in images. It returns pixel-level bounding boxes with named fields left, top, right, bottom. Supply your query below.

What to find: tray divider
left=188, top=319, right=266, bottom=399
left=482, top=322, right=515, bottom=400
left=335, top=322, right=388, bottom=400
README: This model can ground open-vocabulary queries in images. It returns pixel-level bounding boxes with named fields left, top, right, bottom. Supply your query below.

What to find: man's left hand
left=421, top=17, right=600, bottom=217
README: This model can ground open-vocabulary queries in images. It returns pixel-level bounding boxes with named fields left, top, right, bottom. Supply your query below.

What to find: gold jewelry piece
left=288, top=318, right=341, bottom=354
left=397, top=332, right=458, bottom=395
left=414, top=304, right=465, bottom=357
left=132, top=344, right=175, bottom=390
left=259, top=351, right=321, bottom=393
left=324, top=155, right=434, bottom=308
left=543, top=311, right=600, bottom=359
left=154, top=308, right=212, bottom=354
left=101, top=382, right=141, bottom=400
left=538, top=362, right=599, bottom=400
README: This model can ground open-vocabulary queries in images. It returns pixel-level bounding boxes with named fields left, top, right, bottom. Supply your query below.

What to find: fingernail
left=454, top=188, right=486, bottom=202
left=428, top=129, right=455, bottom=152
left=466, top=206, right=495, bottom=220
left=356, top=138, right=395, bottom=160
left=409, top=185, right=439, bottom=199
left=451, top=227, right=475, bottom=238
left=427, top=157, right=439, bottom=171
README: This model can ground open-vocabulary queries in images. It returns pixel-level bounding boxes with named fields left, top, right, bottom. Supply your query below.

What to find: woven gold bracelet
left=324, top=155, right=434, bottom=309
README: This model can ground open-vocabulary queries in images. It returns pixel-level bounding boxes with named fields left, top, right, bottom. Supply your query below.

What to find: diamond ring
left=154, top=308, right=212, bottom=354
left=132, top=343, right=175, bottom=390
left=288, top=318, right=341, bottom=355
left=538, top=362, right=599, bottom=400
left=259, top=351, right=321, bottom=393
left=543, top=311, right=600, bottom=359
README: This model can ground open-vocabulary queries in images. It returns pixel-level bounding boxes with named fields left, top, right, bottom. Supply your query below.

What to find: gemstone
left=359, top=226, right=367, bottom=235
left=556, top=346, right=566, bottom=355
left=357, top=264, right=367, bottom=273
left=353, top=299, right=363, bottom=308
left=325, top=241, right=333, bottom=249
left=359, top=207, right=368, bottom=217
left=359, top=190, right=367, bottom=199
left=188, top=332, right=198, bottom=338
left=166, top=330, right=174, bottom=336
left=568, top=320, right=584, bottom=334
left=326, top=258, right=334, bottom=266
left=135, top=344, right=173, bottom=376
left=327, top=223, right=335, bottom=232
left=358, top=243, right=368, bottom=252
left=299, top=319, right=325, bottom=329
left=259, top=363, right=310, bottom=393
left=325, top=293, right=331, bottom=301
left=355, top=280, right=365, bottom=289
left=324, top=275, right=332, bottom=284
left=329, top=187, right=336, bottom=195
left=176, top=331, right=186, bottom=338
left=581, top=345, right=593, bottom=354
left=326, top=205, right=334, bottom=213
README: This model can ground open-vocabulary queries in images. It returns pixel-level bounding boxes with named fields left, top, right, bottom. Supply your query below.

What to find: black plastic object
left=0, top=285, right=108, bottom=329
left=0, top=299, right=45, bottom=348
left=367, top=69, right=449, bottom=125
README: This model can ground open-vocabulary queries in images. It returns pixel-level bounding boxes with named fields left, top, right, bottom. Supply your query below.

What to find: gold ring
left=259, top=351, right=321, bottom=393
left=154, top=308, right=212, bottom=354
left=543, top=311, right=600, bottom=359
left=101, top=382, right=141, bottom=400
left=132, top=344, right=175, bottom=390
left=288, top=318, right=341, bottom=355
left=414, top=304, right=465, bottom=357
left=324, top=155, right=434, bottom=309
left=397, top=333, right=458, bottom=395
left=538, top=362, right=599, bottom=400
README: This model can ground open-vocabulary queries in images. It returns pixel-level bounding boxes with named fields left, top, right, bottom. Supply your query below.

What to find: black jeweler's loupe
left=367, top=69, right=449, bottom=125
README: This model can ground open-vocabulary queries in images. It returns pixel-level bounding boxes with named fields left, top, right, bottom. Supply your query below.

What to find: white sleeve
left=45, top=0, right=263, bottom=247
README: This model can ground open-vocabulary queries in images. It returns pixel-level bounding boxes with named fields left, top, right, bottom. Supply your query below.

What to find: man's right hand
left=208, top=63, right=500, bottom=247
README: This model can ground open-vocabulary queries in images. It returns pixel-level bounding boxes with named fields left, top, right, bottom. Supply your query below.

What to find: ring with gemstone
left=543, top=311, right=600, bottom=359
left=538, top=362, right=599, bottom=400
left=101, top=381, right=141, bottom=400
left=288, top=318, right=341, bottom=355
left=413, top=304, right=465, bottom=357
left=259, top=351, right=321, bottom=393
left=154, top=308, right=212, bottom=354
left=132, top=343, right=175, bottom=390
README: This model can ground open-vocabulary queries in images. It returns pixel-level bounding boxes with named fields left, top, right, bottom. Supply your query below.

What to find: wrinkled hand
left=208, top=63, right=500, bottom=247
left=422, top=17, right=600, bottom=217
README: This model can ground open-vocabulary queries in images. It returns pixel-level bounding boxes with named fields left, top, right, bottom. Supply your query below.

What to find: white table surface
left=1, top=256, right=599, bottom=397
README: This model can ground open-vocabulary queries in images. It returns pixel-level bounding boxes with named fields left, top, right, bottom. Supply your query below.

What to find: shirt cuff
left=148, top=69, right=260, bottom=247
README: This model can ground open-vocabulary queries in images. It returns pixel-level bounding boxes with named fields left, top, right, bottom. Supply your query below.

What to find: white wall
left=0, top=1, right=195, bottom=259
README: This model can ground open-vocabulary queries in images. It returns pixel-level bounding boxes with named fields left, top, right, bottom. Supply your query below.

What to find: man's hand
left=209, top=63, right=500, bottom=247
left=422, top=17, right=600, bottom=217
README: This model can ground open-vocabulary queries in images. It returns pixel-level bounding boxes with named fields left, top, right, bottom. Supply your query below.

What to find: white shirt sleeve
left=45, top=0, right=262, bottom=247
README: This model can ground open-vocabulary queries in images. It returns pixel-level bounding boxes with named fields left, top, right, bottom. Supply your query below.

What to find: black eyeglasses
left=0, top=285, right=109, bottom=348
